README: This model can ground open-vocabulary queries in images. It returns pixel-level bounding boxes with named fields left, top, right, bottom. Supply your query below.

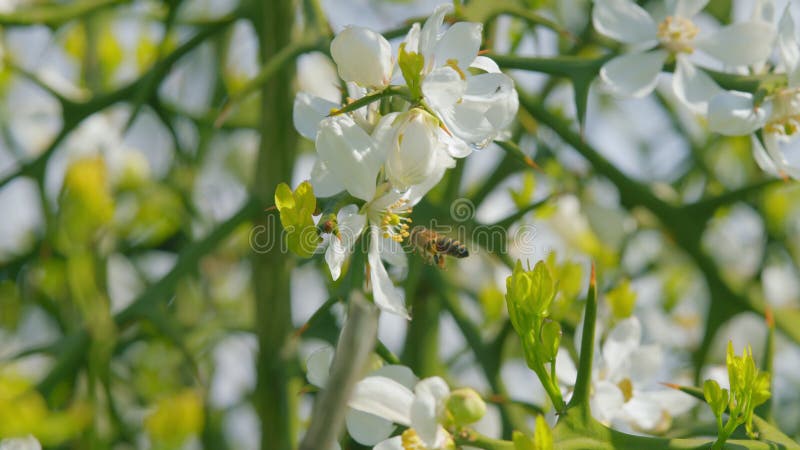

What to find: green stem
left=0, top=0, right=129, bottom=26
left=250, top=0, right=298, bottom=448
left=454, top=429, right=516, bottom=450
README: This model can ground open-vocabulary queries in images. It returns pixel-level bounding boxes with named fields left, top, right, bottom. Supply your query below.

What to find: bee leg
left=437, top=254, right=446, bottom=269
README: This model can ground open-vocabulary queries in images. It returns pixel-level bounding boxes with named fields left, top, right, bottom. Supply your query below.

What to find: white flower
left=0, top=436, right=41, bottom=450
left=708, top=7, right=800, bottom=178
left=593, top=0, right=775, bottom=114
left=323, top=204, right=367, bottom=281
left=349, top=375, right=455, bottom=450
left=315, top=114, right=385, bottom=202
left=557, top=317, right=696, bottom=432
left=331, top=26, right=394, bottom=89
left=379, top=109, right=457, bottom=191
left=306, top=346, right=418, bottom=446
left=404, top=4, right=519, bottom=149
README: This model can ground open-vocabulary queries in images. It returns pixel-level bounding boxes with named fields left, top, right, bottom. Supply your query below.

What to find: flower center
left=617, top=378, right=634, bottom=403
left=380, top=198, right=413, bottom=242
left=657, top=16, right=698, bottom=54
left=401, top=429, right=427, bottom=450
left=765, top=88, right=800, bottom=136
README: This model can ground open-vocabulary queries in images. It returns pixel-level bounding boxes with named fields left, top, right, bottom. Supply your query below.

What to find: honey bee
left=408, top=226, right=469, bottom=268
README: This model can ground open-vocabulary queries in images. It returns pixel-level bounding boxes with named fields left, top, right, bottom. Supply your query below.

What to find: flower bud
left=331, top=26, right=393, bottom=88
left=505, top=260, right=556, bottom=335
left=385, top=109, right=441, bottom=190
left=538, top=320, right=562, bottom=364
left=446, top=388, right=486, bottom=425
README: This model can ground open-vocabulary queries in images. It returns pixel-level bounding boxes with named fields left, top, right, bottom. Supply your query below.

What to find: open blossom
left=708, top=7, right=800, bottom=179
left=404, top=4, right=519, bottom=149
left=593, top=0, right=775, bottom=114
left=306, top=346, right=418, bottom=446
left=557, top=317, right=695, bottom=432
left=349, top=375, right=455, bottom=450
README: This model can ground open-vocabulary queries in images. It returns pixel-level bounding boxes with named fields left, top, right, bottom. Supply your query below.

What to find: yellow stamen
left=657, top=16, right=698, bottom=54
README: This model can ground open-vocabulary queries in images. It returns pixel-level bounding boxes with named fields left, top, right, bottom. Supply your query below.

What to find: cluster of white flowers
left=556, top=317, right=695, bottom=432
left=293, top=4, right=519, bottom=318
left=593, top=0, right=799, bottom=178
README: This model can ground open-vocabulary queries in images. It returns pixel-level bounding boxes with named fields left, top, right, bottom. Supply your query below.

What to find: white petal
left=404, top=23, right=421, bottom=53
left=708, top=91, right=768, bottom=136
left=439, top=128, right=472, bottom=158
left=621, top=396, right=662, bottom=430
left=602, top=317, right=641, bottom=380
left=628, top=345, right=662, bottom=383
left=591, top=380, right=624, bottom=424
left=763, top=133, right=800, bottom=179
left=5, top=437, right=40, bottom=450
left=369, top=226, right=409, bottom=318
left=600, top=50, right=667, bottom=98
left=316, top=115, right=381, bottom=202
left=697, top=22, right=777, bottom=67
left=420, top=4, right=452, bottom=68
left=349, top=375, right=414, bottom=425
left=371, top=365, right=419, bottom=388
left=306, top=345, right=334, bottom=388
left=434, top=22, right=482, bottom=70
left=331, top=26, right=393, bottom=88
left=325, top=205, right=365, bottom=280
left=555, top=351, right=578, bottom=386
left=422, top=66, right=467, bottom=111
left=373, top=437, right=403, bottom=450
left=434, top=72, right=518, bottom=147
left=673, top=0, right=709, bottom=18
left=750, top=0, right=776, bottom=22
left=386, top=110, right=441, bottom=190
left=672, top=56, right=721, bottom=115
left=640, top=390, right=697, bottom=416
left=779, top=7, right=800, bottom=87
left=752, top=134, right=781, bottom=176
left=378, top=236, right=408, bottom=270
left=326, top=238, right=347, bottom=281
left=592, top=0, right=658, bottom=45
left=345, top=409, right=396, bottom=445
left=405, top=152, right=453, bottom=204
left=471, top=55, right=501, bottom=73
left=338, top=204, right=367, bottom=246
left=0, top=436, right=41, bottom=450
left=411, top=377, right=450, bottom=448
left=294, top=93, right=339, bottom=140
left=310, top=159, right=345, bottom=198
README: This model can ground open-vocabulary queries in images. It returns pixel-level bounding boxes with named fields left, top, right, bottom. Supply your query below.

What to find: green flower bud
left=538, top=320, right=562, bottom=364
left=446, top=388, right=486, bottom=425
left=505, top=260, right=556, bottom=335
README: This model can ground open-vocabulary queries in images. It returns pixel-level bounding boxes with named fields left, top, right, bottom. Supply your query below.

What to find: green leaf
left=398, top=43, right=425, bottom=100
left=533, top=415, right=554, bottom=450
left=512, top=430, right=534, bottom=450
left=703, top=379, right=728, bottom=419
left=274, top=181, right=321, bottom=258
